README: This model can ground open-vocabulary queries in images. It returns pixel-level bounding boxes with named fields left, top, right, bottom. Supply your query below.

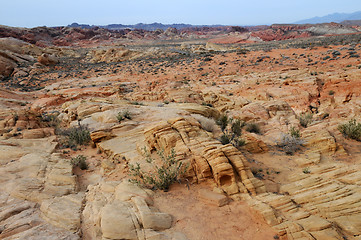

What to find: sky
left=1, top=0, right=360, bottom=28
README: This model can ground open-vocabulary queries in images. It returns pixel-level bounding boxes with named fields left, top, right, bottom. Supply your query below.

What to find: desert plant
left=130, top=101, right=144, bottom=106
left=41, top=111, right=61, bottom=128
left=231, top=119, right=243, bottom=136
left=216, top=114, right=229, bottom=132
left=192, top=114, right=217, bottom=133
left=328, top=90, right=335, bottom=95
left=245, top=122, right=261, bottom=134
left=303, top=167, right=311, bottom=174
left=219, top=134, right=231, bottom=145
left=289, top=126, right=301, bottom=138
left=71, top=155, right=88, bottom=170
left=67, top=125, right=91, bottom=145
left=217, top=116, right=246, bottom=148
left=338, top=119, right=361, bottom=141
left=299, top=113, right=313, bottom=128
left=58, top=122, right=91, bottom=148
left=117, top=110, right=132, bottom=123
left=277, top=133, right=305, bottom=155
left=128, top=148, right=188, bottom=191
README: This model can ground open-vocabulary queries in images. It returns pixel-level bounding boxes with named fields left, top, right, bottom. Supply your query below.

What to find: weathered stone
left=40, top=193, right=83, bottom=231
left=198, top=189, right=229, bottom=207
left=133, top=196, right=172, bottom=230
left=100, top=202, right=137, bottom=240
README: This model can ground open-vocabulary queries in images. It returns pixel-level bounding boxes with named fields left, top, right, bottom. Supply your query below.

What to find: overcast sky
left=1, top=0, right=360, bottom=28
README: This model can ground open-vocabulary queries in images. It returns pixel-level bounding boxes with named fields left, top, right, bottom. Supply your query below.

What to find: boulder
left=100, top=202, right=137, bottom=240
left=40, top=193, right=84, bottom=231
left=37, top=53, right=58, bottom=65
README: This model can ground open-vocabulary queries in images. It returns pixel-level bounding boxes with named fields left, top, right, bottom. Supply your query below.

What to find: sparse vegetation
left=192, top=114, right=217, bottom=133
left=303, top=167, right=311, bottom=174
left=289, top=126, right=301, bottom=138
left=299, top=113, right=313, bottom=128
left=216, top=115, right=246, bottom=148
left=216, top=114, right=229, bottom=132
left=117, top=110, right=132, bottom=123
left=41, top=111, right=60, bottom=127
left=277, top=133, right=305, bottom=155
left=130, top=101, right=144, bottom=106
left=58, top=123, right=91, bottom=149
left=338, top=119, right=361, bottom=141
left=328, top=90, right=335, bottom=95
left=245, top=122, right=261, bottom=134
left=128, top=148, right=188, bottom=191
left=71, top=155, right=88, bottom=170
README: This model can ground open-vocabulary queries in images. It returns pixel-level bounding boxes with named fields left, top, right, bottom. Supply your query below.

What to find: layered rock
left=83, top=180, right=187, bottom=240
left=246, top=162, right=361, bottom=239
left=144, top=117, right=265, bottom=195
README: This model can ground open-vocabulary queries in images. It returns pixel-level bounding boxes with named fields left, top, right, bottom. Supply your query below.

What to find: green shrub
left=277, top=133, right=305, bottom=155
left=328, top=90, right=335, bottom=95
left=67, top=125, right=91, bottom=145
left=217, top=116, right=246, bottom=148
left=299, top=113, right=313, bottom=128
left=58, top=123, right=91, bottom=148
left=289, top=126, right=301, bottom=138
left=219, top=134, right=231, bottom=144
left=245, top=122, right=261, bottom=134
left=231, top=119, right=243, bottom=136
left=303, top=167, right=311, bottom=174
left=71, top=155, right=88, bottom=170
left=117, top=110, right=132, bottom=123
left=128, top=148, right=188, bottom=191
left=216, top=114, right=229, bottom=132
left=338, top=119, right=361, bottom=141
left=130, top=101, right=144, bottom=106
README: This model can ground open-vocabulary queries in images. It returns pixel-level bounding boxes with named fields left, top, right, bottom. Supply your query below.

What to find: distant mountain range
left=68, top=22, right=223, bottom=31
left=295, top=11, right=361, bottom=24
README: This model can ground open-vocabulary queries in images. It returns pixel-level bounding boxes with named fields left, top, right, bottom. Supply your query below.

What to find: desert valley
left=0, top=21, right=361, bottom=240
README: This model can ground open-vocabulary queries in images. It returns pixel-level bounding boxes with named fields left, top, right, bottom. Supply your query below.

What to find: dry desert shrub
left=192, top=114, right=217, bottom=133
left=128, top=148, right=188, bottom=191
left=338, top=119, right=361, bottom=141
left=277, top=133, right=305, bottom=155
left=299, top=113, right=313, bottom=128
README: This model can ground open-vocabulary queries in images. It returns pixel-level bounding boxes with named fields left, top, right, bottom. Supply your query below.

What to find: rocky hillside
left=0, top=22, right=359, bottom=48
left=0, top=26, right=361, bottom=240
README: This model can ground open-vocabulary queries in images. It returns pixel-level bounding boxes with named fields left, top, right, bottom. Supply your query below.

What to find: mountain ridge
left=294, top=11, right=361, bottom=24
left=68, top=22, right=224, bottom=31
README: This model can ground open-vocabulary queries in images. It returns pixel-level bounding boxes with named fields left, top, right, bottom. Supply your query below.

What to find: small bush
left=245, top=122, right=261, bottom=134
left=303, top=167, right=311, bottom=174
left=201, top=102, right=214, bottom=108
left=58, top=123, right=91, bottom=148
left=216, top=114, right=229, bottom=132
left=217, top=116, right=246, bottom=148
left=71, top=155, right=88, bottom=170
left=299, top=113, right=313, bottom=128
left=289, top=126, right=301, bottom=138
left=219, top=134, right=231, bottom=144
left=128, top=148, right=188, bottom=191
left=117, top=110, right=132, bottom=123
left=233, top=138, right=246, bottom=147
left=130, top=101, right=144, bottom=106
left=328, top=90, right=335, bottom=95
left=231, top=119, right=243, bottom=136
left=338, top=119, right=361, bottom=141
left=277, top=133, right=305, bottom=155
left=41, top=112, right=60, bottom=127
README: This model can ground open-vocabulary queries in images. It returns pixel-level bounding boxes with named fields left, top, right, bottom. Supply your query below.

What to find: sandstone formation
left=0, top=23, right=360, bottom=240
